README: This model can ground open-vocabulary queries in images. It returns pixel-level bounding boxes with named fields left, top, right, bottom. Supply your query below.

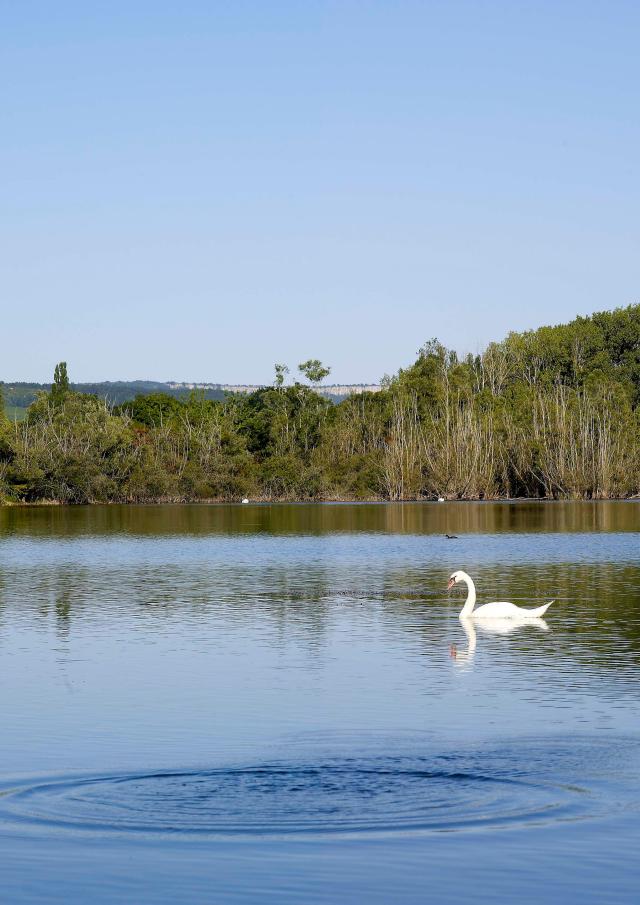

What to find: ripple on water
left=2, top=737, right=636, bottom=840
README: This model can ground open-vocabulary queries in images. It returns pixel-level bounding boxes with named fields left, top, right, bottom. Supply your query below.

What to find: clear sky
left=1, top=1, right=638, bottom=384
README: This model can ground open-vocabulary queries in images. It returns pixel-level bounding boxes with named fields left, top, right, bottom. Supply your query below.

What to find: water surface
left=1, top=502, right=639, bottom=903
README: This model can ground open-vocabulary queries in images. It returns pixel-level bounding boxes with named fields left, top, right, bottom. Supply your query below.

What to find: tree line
left=1, top=305, right=639, bottom=504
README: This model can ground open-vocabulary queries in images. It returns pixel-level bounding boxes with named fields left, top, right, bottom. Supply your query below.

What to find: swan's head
left=447, top=570, right=465, bottom=590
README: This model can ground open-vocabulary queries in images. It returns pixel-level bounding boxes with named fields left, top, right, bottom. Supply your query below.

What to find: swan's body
left=472, top=600, right=552, bottom=618
left=448, top=570, right=553, bottom=620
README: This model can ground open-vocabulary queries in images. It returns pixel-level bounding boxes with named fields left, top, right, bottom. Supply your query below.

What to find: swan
left=448, top=570, right=553, bottom=619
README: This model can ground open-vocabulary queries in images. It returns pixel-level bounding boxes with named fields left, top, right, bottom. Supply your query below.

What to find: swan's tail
left=530, top=600, right=554, bottom=618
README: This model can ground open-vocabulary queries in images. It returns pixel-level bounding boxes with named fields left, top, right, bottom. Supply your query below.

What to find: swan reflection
left=450, top=615, right=549, bottom=667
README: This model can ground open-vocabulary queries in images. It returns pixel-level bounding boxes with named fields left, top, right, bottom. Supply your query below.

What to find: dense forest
left=1, top=305, right=639, bottom=504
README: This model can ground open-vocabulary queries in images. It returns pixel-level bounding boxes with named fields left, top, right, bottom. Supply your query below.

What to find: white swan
left=448, top=570, right=553, bottom=619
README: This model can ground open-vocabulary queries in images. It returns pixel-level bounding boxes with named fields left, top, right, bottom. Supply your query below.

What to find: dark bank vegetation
left=1, top=305, right=640, bottom=504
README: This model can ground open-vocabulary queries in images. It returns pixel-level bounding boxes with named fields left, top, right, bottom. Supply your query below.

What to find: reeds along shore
left=1, top=305, right=640, bottom=504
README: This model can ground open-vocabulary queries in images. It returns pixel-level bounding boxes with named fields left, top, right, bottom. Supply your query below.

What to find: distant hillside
left=1, top=380, right=381, bottom=418
left=1, top=381, right=227, bottom=411
left=166, top=382, right=381, bottom=402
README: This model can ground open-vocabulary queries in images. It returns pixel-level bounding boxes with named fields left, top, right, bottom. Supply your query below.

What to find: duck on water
left=448, top=570, right=554, bottom=619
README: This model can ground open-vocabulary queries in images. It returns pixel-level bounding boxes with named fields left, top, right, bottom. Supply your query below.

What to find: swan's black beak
left=447, top=577, right=455, bottom=591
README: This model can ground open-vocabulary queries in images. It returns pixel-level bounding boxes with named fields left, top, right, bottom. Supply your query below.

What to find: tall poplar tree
left=51, top=362, right=70, bottom=406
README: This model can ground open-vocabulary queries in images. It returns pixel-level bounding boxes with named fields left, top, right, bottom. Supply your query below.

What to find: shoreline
left=2, top=496, right=639, bottom=508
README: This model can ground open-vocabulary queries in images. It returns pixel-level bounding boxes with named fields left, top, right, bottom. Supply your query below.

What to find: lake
left=1, top=501, right=639, bottom=903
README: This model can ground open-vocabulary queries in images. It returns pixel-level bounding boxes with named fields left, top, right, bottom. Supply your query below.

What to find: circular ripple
left=0, top=752, right=591, bottom=839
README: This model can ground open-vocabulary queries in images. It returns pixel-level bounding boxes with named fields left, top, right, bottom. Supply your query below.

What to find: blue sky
left=1, top=1, right=638, bottom=384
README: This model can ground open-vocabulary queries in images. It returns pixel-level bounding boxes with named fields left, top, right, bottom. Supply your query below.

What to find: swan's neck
left=459, top=574, right=476, bottom=617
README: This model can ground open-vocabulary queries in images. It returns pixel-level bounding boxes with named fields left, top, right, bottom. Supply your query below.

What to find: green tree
left=298, top=359, right=331, bottom=386
left=51, top=362, right=70, bottom=406
left=274, top=363, right=289, bottom=388
left=115, top=392, right=184, bottom=428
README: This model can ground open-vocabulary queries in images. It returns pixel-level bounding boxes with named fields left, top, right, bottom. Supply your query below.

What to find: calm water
left=1, top=502, right=639, bottom=903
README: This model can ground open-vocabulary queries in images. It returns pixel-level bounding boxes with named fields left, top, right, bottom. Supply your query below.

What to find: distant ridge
left=2, top=379, right=382, bottom=416
left=166, top=382, right=381, bottom=398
